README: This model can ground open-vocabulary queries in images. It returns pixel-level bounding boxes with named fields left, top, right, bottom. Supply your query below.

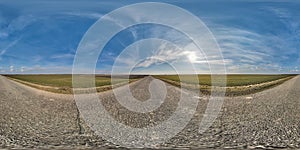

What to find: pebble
left=246, top=96, right=253, bottom=100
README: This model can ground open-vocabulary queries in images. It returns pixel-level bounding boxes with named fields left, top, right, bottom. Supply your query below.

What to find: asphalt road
left=0, top=75, right=299, bottom=149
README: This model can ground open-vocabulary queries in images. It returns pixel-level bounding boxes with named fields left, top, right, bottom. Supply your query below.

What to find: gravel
left=0, top=75, right=299, bottom=149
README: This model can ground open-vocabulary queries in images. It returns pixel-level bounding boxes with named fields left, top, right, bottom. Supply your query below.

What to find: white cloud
left=0, top=32, right=8, bottom=39
left=32, top=55, right=43, bottom=63
left=0, top=39, right=20, bottom=60
left=16, top=65, right=72, bottom=74
left=10, top=66, right=14, bottom=72
left=210, top=25, right=279, bottom=73
left=64, top=12, right=103, bottom=19
left=20, top=67, right=25, bottom=72
left=8, top=15, right=35, bottom=32
left=0, top=15, right=36, bottom=39
left=51, top=53, right=74, bottom=59
left=135, top=42, right=184, bottom=68
left=134, top=39, right=229, bottom=69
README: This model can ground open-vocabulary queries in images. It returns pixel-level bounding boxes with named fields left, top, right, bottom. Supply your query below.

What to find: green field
left=6, top=75, right=129, bottom=87
left=154, top=74, right=295, bottom=87
left=154, top=74, right=296, bottom=96
left=5, top=74, right=296, bottom=95
left=5, top=75, right=144, bottom=94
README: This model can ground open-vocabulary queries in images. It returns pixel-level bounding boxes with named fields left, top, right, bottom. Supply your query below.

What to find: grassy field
left=6, top=75, right=118, bottom=87
left=154, top=74, right=296, bottom=96
left=154, top=74, right=295, bottom=87
left=5, top=74, right=143, bottom=94
left=5, top=74, right=296, bottom=95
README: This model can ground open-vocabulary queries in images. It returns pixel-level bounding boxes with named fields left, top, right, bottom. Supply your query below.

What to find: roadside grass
left=154, top=74, right=296, bottom=96
left=5, top=74, right=296, bottom=96
left=5, top=74, right=143, bottom=94
left=154, top=74, right=294, bottom=86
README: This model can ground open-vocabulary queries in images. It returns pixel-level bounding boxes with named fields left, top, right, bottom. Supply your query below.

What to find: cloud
left=0, top=32, right=8, bottom=39
left=0, top=38, right=20, bottom=60
left=32, top=55, right=43, bottom=63
left=63, top=12, right=103, bottom=19
left=9, top=65, right=14, bottom=72
left=0, top=15, right=36, bottom=39
left=209, top=25, right=281, bottom=73
left=8, top=15, right=35, bottom=32
left=20, top=66, right=24, bottom=72
left=51, top=53, right=75, bottom=59
left=135, top=42, right=185, bottom=68
left=111, top=23, right=232, bottom=74
left=134, top=42, right=207, bottom=68
left=127, top=25, right=230, bottom=70
left=17, top=65, right=72, bottom=74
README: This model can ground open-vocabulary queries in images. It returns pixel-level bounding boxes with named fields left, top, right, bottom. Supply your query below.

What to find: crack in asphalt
left=76, top=106, right=85, bottom=135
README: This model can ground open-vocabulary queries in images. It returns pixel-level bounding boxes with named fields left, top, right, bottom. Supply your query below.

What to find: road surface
left=0, top=75, right=299, bottom=149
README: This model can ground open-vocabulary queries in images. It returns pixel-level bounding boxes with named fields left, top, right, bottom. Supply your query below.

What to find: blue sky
left=0, top=0, right=299, bottom=74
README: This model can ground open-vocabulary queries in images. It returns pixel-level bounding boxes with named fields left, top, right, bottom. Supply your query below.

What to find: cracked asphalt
left=0, top=75, right=299, bottom=149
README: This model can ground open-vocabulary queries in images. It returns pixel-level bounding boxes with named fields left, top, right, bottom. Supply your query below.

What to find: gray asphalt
left=0, top=75, right=299, bottom=149
left=0, top=75, right=108, bottom=149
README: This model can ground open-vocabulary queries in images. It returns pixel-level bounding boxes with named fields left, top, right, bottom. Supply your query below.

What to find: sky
left=0, top=0, right=299, bottom=74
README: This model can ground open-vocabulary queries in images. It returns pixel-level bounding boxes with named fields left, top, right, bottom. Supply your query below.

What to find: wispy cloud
left=16, top=65, right=73, bottom=74
left=134, top=41, right=229, bottom=68
left=63, top=12, right=103, bottom=19
left=0, top=15, right=36, bottom=39
left=0, top=38, right=20, bottom=60
left=20, top=66, right=24, bottom=72
left=210, top=25, right=283, bottom=73
left=51, top=53, right=75, bottom=59
left=32, top=55, right=43, bottom=63
left=9, top=65, right=14, bottom=72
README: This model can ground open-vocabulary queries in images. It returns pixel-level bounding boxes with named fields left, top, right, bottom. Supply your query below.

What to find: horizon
left=2, top=73, right=299, bottom=75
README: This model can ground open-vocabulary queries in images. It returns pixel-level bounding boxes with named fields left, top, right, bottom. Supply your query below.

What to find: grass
left=154, top=74, right=296, bottom=96
left=5, top=74, right=297, bottom=96
left=5, top=74, right=144, bottom=94
left=154, top=74, right=295, bottom=87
